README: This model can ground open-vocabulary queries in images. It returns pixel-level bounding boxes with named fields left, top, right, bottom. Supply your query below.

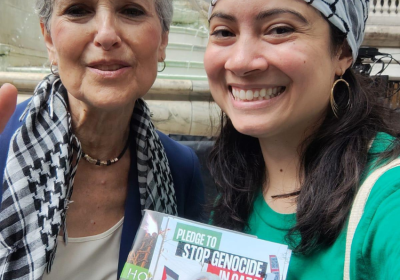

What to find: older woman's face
left=42, top=0, right=168, bottom=110
left=204, top=0, right=352, bottom=139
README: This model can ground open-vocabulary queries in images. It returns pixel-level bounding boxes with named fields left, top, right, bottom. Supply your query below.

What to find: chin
left=82, top=89, right=140, bottom=111
left=97, top=98, right=137, bottom=111
left=231, top=120, right=272, bottom=139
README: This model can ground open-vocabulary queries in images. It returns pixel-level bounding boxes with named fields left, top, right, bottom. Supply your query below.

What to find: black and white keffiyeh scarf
left=0, top=74, right=177, bottom=280
left=208, top=0, right=369, bottom=63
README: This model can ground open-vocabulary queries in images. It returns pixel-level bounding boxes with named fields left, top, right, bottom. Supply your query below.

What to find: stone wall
left=0, top=0, right=47, bottom=69
left=1, top=0, right=399, bottom=136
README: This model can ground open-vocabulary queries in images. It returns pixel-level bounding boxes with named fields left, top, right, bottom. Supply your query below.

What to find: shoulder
left=157, top=131, right=205, bottom=221
left=361, top=145, right=400, bottom=232
left=368, top=132, right=398, bottom=155
left=0, top=98, right=30, bottom=149
left=157, top=131, right=198, bottom=169
left=351, top=159, right=400, bottom=279
left=156, top=130, right=200, bottom=188
left=363, top=162, right=400, bottom=217
left=0, top=99, right=30, bottom=172
left=0, top=98, right=30, bottom=137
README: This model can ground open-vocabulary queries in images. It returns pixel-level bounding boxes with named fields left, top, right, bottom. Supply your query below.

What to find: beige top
left=43, top=218, right=124, bottom=280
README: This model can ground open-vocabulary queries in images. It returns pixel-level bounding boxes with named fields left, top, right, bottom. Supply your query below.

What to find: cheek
left=52, top=22, right=83, bottom=60
left=276, top=42, right=334, bottom=89
left=274, top=43, right=312, bottom=73
left=204, top=49, right=227, bottom=108
left=271, top=43, right=334, bottom=121
left=132, top=26, right=162, bottom=60
left=204, top=46, right=224, bottom=79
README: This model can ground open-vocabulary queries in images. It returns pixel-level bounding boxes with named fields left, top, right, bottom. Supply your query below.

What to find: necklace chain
left=75, top=134, right=130, bottom=167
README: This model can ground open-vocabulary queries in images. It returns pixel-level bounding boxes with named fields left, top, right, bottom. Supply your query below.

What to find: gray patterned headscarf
left=208, top=0, right=369, bottom=63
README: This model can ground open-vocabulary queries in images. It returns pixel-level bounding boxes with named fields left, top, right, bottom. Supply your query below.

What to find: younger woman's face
left=204, top=0, right=352, bottom=140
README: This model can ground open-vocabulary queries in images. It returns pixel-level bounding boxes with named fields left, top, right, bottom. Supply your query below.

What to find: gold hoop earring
left=158, top=60, right=166, bottom=73
left=330, top=75, right=351, bottom=118
left=50, top=60, right=59, bottom=76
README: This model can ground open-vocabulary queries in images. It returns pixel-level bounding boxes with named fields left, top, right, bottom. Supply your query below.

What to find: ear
left=40, top=22, right=57, bottom=64
left=335, top=42, right=353, bottom=76
left=158, top=31, right=169, bottom=62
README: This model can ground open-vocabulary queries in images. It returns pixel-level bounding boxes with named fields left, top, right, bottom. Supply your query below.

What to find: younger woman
left=205, top=0, right=400, bottom=279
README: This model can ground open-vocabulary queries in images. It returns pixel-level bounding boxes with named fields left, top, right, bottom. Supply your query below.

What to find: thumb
left=0, top=83, right=18, bottom=134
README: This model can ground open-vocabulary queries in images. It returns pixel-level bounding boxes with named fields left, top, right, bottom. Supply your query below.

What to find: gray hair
left=35, top=0, right=173, bottom=33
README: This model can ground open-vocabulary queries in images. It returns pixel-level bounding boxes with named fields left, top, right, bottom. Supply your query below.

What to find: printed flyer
left=120, top=210, right=291, bottom=280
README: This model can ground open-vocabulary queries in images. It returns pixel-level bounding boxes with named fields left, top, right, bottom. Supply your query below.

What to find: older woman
left=0, top=0, right=204, bottom=279
left=206, top=0, right=400, bottom=279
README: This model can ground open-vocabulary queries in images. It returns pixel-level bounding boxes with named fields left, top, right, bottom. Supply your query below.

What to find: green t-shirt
left=247, top=133, right=400, bottom=279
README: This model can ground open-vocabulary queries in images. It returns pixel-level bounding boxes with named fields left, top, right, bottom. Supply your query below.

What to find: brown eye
left=65, top=5, right=91, bottom=17
left=211, top=29, right=235, bottom=38
left=121, top=7, right=145, bottom=18
left=269, top=26, right=294, bottom=35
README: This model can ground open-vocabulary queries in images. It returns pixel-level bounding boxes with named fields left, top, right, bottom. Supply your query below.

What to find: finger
left=0, top=83, right=18, bottom=133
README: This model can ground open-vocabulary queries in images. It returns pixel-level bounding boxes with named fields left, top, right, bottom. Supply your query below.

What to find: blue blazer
left=0, top=99, right=205, bottom=277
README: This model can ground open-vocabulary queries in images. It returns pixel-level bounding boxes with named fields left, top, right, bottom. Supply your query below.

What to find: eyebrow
left=209, top=9, right=309, bottom=25
left=209, top=12, right=236, bottom=23
left=256, top=9, right=309, bottom=24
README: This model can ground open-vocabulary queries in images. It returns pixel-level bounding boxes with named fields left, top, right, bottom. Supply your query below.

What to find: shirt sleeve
left=353, top=167, right=400, bottom=279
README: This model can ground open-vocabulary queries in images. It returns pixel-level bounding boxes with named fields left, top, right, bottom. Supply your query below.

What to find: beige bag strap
left=344, top=158, right=400, bottom=280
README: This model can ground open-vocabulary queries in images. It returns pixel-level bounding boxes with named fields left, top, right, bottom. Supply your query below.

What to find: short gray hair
left=36, top=0, right=173, bottom=32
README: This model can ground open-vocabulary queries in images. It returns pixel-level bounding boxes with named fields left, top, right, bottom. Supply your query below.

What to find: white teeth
left=232, top=86, right=285, bottom=101
left=240, top=90, right=246, bottom=100
left=246, top=90, right=253, bottom=100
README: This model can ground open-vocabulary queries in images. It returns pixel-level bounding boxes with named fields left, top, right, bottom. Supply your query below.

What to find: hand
left=0, top=83, right=18, bottom=133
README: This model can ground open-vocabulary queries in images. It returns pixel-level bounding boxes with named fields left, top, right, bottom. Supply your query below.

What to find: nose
left=224, top=38, right=269, bottom=76
left=94, top=12, right=122, bottom=50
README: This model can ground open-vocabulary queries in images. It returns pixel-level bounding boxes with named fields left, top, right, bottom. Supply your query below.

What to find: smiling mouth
left=230, top=86, right=286, bottom=101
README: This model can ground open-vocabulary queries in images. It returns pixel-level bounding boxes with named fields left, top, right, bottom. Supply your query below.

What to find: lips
left=87, top=60, right=130, bottom=71
left=230, top=86, right=286, bottom=101
left=91, top=65, right=126, bottom=71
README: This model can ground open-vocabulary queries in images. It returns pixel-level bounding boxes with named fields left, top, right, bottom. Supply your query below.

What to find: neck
left=259, top=132, right=302, bottom=197
left=68, top=94, right=134, bottom=160
left=260, top=115, right=323, bottom=197
left=258, top=130, right=305, bottom=214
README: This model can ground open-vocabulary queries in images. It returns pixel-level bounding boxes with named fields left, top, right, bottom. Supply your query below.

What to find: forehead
left=209, top=0, right=328, bottom=30
left=211, top=0, right=317, bottom=19
left=54, top=0, right=156, bottom=8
